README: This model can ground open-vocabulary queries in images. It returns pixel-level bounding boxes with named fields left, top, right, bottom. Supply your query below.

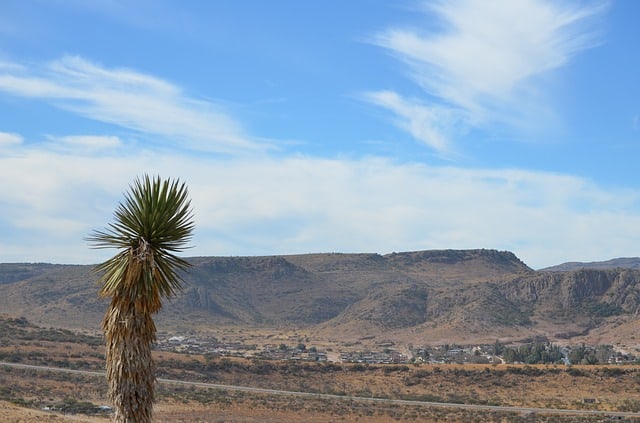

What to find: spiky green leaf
left=87, top=175, right=194, bottom=305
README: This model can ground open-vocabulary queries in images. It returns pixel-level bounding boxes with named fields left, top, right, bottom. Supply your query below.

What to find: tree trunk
left=103, top=303, right=156, bottom=423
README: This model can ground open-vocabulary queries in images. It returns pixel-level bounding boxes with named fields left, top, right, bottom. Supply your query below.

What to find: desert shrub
left=252, top=361, right=276, bottom=375
left=565, top=366, right=586, bottom=377
left=383, top=365, right=409, bottom=374
left=55, top=398, right=101, bottom=414
left=598, top=366, right=627, bottom=377
left=314, top=362, right=341, bottom=373
left=618, top=399, right=640, bottom=412
left=349, top=363, right=367, bottom=372
left=505, top=365, right=544, bottom=376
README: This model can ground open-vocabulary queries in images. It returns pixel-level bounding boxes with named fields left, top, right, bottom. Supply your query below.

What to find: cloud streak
left=362, top=90, right=461, bottom=155
left=0, top=56, right=267, bottom=155
left=366, top=0, right=608, bottom=154
left=1, top=140, right=638, bottom=268
left=0, top=132, right=22, bottom=146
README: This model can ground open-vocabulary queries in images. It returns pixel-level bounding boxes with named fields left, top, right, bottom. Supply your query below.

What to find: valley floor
left=3, top=360, right=640, bottom=423
left=2, top=315, right=640, bottom=422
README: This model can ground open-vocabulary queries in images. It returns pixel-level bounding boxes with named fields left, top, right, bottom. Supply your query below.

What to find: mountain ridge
left=540, top=257, right=640, bottom=272
left=1, top=249, right=639, bottom=347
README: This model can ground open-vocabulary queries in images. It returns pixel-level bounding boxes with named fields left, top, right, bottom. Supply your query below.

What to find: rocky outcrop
left=505, top=268, right=640, bottom=314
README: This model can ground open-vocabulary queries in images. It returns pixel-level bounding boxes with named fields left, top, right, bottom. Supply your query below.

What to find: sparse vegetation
left=3, top=355, right=640, bottom=422
left=582, top=300, right=625, bottom=317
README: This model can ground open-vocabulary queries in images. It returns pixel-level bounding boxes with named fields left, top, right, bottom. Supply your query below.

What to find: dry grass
left=0, top=401, right=107, bottom=422
left=3, top=358, right=640, bottom=422
left=2, top=318, right=640, bottom=422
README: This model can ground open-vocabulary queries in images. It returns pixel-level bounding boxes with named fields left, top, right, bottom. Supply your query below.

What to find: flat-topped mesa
left=383, top=249, right=533, bottom=278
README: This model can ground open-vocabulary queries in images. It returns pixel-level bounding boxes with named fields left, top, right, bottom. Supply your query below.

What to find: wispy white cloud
left=0, top=56, right=267, bottom=155
left=366, top=0, right=608, bottom=153
left=0, top=61, right=25, bottom=71
left=46, top=135, right=123, bottom=155
left=0, top=132, right=23, bottom=146
left=361, top=90, right=462, bottom=155
left=1, top=144, right=638, bottom=268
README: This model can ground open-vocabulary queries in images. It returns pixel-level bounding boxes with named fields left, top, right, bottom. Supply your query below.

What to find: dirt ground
left=4, top=396, right=640, bottom=423
left=1, top=401, right=106, bottom=422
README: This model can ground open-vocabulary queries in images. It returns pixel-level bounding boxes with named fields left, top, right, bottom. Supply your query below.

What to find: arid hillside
left=1, top=249, right=640, bottom=346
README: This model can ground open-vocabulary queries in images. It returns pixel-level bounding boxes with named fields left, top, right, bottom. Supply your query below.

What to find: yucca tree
left=88, top=175, right=194, bottom=423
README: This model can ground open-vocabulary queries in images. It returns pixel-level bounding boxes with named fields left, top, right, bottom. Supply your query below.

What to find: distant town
left=156, top=334, right=638, bottom=366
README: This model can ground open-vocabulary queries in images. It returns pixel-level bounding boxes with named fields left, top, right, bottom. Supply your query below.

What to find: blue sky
left=1, top=0, right=639, bottom=268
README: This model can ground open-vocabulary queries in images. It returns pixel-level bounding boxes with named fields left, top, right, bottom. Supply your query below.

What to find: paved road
left=1, top=361, right=638, bottom=419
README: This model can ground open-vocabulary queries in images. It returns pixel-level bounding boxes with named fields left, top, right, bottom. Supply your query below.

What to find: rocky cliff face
left=504, top=269, right=640, bottom=313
